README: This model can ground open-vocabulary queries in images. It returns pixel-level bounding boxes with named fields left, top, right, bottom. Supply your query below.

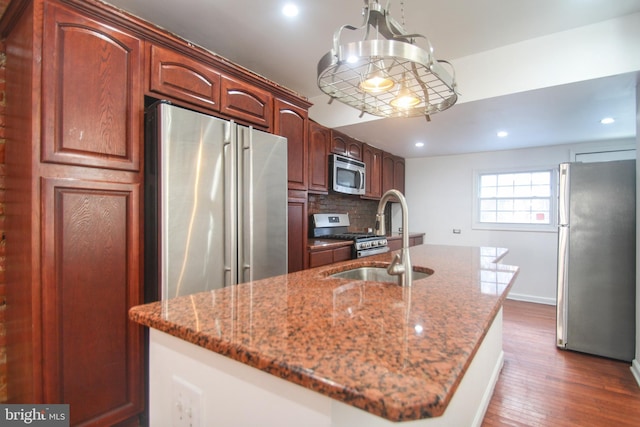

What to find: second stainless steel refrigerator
left=556, top=160, right=636, bottom=361
left=145, top=102, right=288, bottom=301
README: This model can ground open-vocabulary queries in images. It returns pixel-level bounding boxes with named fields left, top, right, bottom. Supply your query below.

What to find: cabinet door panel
left=309, top=249, right=333, bottom=268
left=149, top=44, right=221, bottom=110
left=221, top=75, right=273, bottom=129
left=394, top=157, right=406, bottom=195
left=276, top=99, right=308, bottom=190
left=382, top=152, right=395, bottom=194
left=330, top=130, right=349, bottom=157
left=308, top=121, right=329, bottom=194
left=287, top=190, right=308, bottom=272
left=333, top=246, right=353, bottom=263
left=362, top=144, right=382, bottom=199
left=42, top=3, right=142, bottom=171
left=41, top=178, right=142, bottom=426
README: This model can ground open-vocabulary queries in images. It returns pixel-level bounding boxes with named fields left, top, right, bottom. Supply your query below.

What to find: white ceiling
left=104, top=0, right=640, bottom=158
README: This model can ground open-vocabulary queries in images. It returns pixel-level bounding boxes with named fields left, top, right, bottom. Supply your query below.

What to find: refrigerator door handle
left=223, top=121, right=238, bottom=288
left=238, top=126, right=253, bottom=283
left=558, top=163, right=569, bottom=226
left=556, top=225, right=569, bottom=348
left=556, top=163, right=570, bottom=348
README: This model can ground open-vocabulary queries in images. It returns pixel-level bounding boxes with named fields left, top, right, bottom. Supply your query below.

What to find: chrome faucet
left=374, top=189, right=413, bottom=287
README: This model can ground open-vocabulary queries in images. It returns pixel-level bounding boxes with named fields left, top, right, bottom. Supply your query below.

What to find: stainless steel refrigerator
left=144, top=101, right=288, bottom=301
left=556, top=160, right=636, bottom=361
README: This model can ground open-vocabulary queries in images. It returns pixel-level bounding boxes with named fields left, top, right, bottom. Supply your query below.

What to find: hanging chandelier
left=317, top=0, right=458, bottom=120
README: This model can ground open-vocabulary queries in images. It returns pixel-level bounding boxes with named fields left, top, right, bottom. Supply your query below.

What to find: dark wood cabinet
left=387, top=234, right=424, bottom=251
left=2, top=1, right=144, bottom=425
left=330, top=130, right=363, bottom=160
left=275, top=98, right=309, bottom=191
left=41, top=178, right=142, bottom=425
left=288, top=190, right=308, bottom=272
left=221, top=74, right=273, bottom=129
left=308, top=245, right=352, bottom=268
left=382, top=151, right=406, bottom=196
left=362, top=143, right=382, bottom=199
left=394, top=156, right=406, bottom=195
left=308, top=121, right=330, bottom=194
left=42, top=1, right=143, bottom=171
left=148, top=43, right=221, bottom=111
left=411, top=235, right=424, bottom=246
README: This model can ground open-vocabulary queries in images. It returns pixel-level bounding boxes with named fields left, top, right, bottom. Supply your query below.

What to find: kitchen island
left=130, top=244, right=518, bottom=426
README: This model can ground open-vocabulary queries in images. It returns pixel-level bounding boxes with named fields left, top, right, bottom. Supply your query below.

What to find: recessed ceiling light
left=282, top=3, right=299, bottom=17
left=497, top=131, right=508, bottom=138
left=600, top=117, right=615, bottom=125
left=415, top=142, right=425, bottom=147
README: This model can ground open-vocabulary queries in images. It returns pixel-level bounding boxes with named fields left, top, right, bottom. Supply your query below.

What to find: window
left=474, top=168, right=557, bottom=231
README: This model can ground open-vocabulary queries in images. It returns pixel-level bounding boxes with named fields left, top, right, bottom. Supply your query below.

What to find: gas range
left=311, top=213, right=389, bottom=258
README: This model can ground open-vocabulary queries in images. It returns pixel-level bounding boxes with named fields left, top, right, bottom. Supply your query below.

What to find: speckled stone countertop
left=130, top=244, right=518, bottom=422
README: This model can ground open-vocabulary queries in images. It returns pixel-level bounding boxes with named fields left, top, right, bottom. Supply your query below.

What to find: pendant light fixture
left=317, top=0, right=458, bottom=120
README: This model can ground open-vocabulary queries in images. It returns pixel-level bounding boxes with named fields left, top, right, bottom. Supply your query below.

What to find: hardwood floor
left=482, top=299, right=640, bottom=427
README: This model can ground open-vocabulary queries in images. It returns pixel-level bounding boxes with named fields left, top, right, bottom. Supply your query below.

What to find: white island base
left=149, top=309, right=503, bottom=427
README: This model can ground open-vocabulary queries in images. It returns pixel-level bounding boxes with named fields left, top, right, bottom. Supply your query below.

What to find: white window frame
left=472, top=166, right=558, bottom=232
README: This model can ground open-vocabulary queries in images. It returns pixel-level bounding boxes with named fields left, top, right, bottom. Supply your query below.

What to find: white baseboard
left=506, top=292, right=556, bottom=306
left=631, top=359, right=640, bottom=388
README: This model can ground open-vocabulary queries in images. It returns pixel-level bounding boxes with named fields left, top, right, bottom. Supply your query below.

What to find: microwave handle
left=359, top=170, right=365, bottom=191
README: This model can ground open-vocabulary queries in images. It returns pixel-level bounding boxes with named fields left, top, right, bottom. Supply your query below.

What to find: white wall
left=406, top=139, right=635, bottom=305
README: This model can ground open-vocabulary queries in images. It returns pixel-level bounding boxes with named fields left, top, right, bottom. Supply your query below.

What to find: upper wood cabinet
left=394, top=156, right=406, bottom=195
left=382, top=151, right=406, bottom=196
left=221, top=74, right=273, bottom=129
left=308, top=121, right=330, bottom=194
left=41, top=1, right=143, bottom=171
left=330, top=130, right=363, bottom=160
left=148, top=43, right=221, bottom=111
left=275, top=98, right=309, bottom=190
left=362, top=143, right=382, bottom=199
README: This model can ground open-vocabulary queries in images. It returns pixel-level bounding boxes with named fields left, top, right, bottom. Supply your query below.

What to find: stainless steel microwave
left=329, top=154, right=366, bottom=195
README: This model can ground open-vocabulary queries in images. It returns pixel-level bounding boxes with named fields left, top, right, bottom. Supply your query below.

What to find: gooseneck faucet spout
left=374, top=189, right=412, bottom=287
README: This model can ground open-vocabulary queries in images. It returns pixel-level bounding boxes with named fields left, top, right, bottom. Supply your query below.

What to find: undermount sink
left=328, top=265, right=432, bottom=283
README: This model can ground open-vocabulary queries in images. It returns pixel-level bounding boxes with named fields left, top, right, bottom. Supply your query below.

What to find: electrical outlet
left=172, top=376, right=202, bottom=427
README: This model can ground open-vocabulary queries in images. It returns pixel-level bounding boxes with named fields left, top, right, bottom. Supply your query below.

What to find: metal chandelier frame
left=317, top=0, right=458, bottom=120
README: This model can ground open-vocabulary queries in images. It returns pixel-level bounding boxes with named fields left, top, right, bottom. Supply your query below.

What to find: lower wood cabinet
left=288, top=190, right=308, bottom=272
left=41, top=177, right=143, bottom=425
left=386, top=234, right=424, bottom=251
left=308, top=245, right=352, bottom=269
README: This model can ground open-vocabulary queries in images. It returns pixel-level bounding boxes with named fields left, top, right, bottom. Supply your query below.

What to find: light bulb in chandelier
left=359, top=60, right=395, bottom=93
left=390, top=75, right=420, bottom=109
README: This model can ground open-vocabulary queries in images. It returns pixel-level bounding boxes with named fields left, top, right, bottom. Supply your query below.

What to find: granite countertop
left=129, top=244, right=518, bottom=422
